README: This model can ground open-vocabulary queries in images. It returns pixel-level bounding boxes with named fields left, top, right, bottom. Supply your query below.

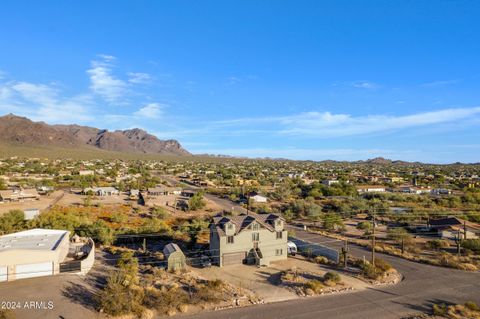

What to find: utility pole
left=371, top=212, right=376, bottom=272
left=341, top=238, right=348, bottom=268
left=401, top=236, right=405, bottom=255
left=456, top=228, right=461, bottom=256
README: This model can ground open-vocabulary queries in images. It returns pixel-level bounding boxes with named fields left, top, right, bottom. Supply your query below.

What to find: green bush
left=0, top=210, right=25, bottom=234
left=465, top=301, right=480, bottom=311
left=304, top=279, right=324, bottom=293
left=432, top=303, right=447, bottom=316
left=323, top=272, right=341, bottom=283
left=426, top=239, right=449, bottom=250
left=0, top=309, right=16, bottom=319
left=97, top=271, right=144, bottom=316
left=461, top=239, right=480, bottom=252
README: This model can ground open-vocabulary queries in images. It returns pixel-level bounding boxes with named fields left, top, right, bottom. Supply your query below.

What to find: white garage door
left=0, top=266, right=7, bottom=282
left=16, top=262, right=53, bottom=280
left=222, top=252, right=245, bottom=266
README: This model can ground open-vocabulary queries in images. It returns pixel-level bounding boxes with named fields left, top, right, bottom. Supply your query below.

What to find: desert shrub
left=323, top=271, right=341, bottom=283
left=458, top=263, right=478, bottom=271
left=304, top=280, right=324, bottom=293
left=0, top=309, right=16, bottom=319
left=192, top=280, right=225, bottom=303
left=117, top=251, right=140, bottom=286
left=427, top=239, right=450, bottom=250
left=97, top=271, right=145, bottom=316
left=375, top=258, right=392, bottom=273
left=465, top=301, right=480, bottom=311
left=111, top=211, right=127, bottom=223
left=356, top=221, right=372, bottom=232
left=461, top=239, right=480, bottom=252
left=432, top=303, right=447, bottom=316
left=314, top=256, right=329, bottom=264
left=358, top=258, right=392, bottom=279
left=151, top=207, right=169, bottom=219
left=144, top=287, right=188, bottom=314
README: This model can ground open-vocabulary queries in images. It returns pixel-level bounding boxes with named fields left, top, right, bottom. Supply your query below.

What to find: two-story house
left=209, top=212, right=288, bottom=267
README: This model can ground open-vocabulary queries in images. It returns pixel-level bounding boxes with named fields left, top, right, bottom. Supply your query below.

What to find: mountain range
left=0, top=114, right=190, bottom=156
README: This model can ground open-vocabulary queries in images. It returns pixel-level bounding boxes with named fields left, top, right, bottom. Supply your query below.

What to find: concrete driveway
left=192, top=257, right=369, bottom=303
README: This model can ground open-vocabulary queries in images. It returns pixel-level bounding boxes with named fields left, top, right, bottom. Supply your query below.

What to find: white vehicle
left=287, top=241, right=297, bottom=256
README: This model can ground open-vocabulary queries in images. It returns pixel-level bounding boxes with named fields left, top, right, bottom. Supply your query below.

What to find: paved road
left=181, top=228, right=480, bottom=319
left=161, top=176, right=480, bottom=318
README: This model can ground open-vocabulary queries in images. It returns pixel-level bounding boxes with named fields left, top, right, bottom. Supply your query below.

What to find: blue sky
left=1, top=1, right=479, bottom=163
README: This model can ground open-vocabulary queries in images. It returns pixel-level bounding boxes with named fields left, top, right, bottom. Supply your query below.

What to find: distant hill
left=0, top=114, right=190, bottom=156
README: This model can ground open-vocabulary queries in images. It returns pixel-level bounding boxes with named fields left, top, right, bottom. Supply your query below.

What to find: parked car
left=287, top=241, right=297, bottom=256
left=200, top=256, right=212, bottom=268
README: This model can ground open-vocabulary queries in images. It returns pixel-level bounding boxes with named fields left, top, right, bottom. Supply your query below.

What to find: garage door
left=222, top=252, right=245, bottom=266
left=0, top=266, right=7, bottom=282
left=15, top=262, right=53, bottom=280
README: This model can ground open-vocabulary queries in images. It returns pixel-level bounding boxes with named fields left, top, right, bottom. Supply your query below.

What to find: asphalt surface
left=180, top=227, right=480, bottom=319
left=162, top=176, right=480, bottom=318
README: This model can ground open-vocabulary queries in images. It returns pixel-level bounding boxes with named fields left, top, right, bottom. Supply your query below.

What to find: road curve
left=181, top=227, right=480, bottom=319
left=161, top=176, right=480, bottom=318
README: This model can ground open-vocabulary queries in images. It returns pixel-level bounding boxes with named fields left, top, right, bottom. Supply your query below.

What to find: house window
left=252, top=223, right=259, bottom=231
left=227, top=236, right=234, bottom=244
left=227, top=223, right=233, bottom=230
left=275, top=249, right=283, bottom=256
left=252, top=233, right=259, bottom=242
left=276, top=231, right=283, bottom=239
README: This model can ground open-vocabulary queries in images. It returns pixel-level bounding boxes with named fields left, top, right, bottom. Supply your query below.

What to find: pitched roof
left=163, top=243, right=183, bottom=257
left=212, top=211, right=283, bottom=236
left=430, top=217, right=480, bottom=231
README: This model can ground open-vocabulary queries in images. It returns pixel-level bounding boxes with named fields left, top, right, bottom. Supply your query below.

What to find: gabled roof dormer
left=225, top=221, right=236, bottom=236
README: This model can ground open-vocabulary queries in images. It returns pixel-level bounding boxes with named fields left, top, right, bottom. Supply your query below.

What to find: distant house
left=0, top=189, right=40, bottom=202
left=210, top=212, right=287, bottom=267
left=83, top=187, right=119, bottom=196
left=129, top=189, right=140, bottom=199
left=23, top=208, right=40, bottom=220
left=251, top=194, right=268, bottom=203
left=429, top=217, right=480, bottom=239
left=79, top=170, right=94, bottom=176
left=431, top=188, right=451, bottom=195
left=181, top=190, right=196, bottom=198
left=322, top=179, right=339, bottom=186
left=356, top=185, right=386, bottom=194
left=147, top=187, right=181, bottom=196
left=163, top=243, right=186, bottom=271
left=37, top=186, right=54, bottom=194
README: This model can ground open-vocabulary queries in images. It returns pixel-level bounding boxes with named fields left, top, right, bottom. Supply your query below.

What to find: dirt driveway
left=192, top=257, right=370, bottom=303
left=0, top=251, right=110, bottom=319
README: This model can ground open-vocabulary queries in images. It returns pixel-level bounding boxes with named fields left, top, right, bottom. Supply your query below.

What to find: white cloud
left=134, top=103, right=164, bottom=119
left=128, top=72, right=151, bottom=84
left=0, top=81, right=93, bottom=123
left=421, top=80, right=459, bottom=87
left=208, top=107, right=480, bottom=138
left=87, top=55, right=127, bottom=103
left=351, top=81, right=380, bottom=89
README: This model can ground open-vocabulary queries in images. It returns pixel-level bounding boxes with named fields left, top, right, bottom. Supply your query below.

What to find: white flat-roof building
left=0, top=229, right=70, bottom=282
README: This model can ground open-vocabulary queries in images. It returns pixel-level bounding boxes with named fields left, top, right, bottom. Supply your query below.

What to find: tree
left=0, top=210, right=25, bottom=234
left=77, top=220, right=115, bottom=245
left=322, top=213, right=345, bottom=231
left=117, top=251, right=139, bottom=286
left=188, top=192, right=206, bottom=211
